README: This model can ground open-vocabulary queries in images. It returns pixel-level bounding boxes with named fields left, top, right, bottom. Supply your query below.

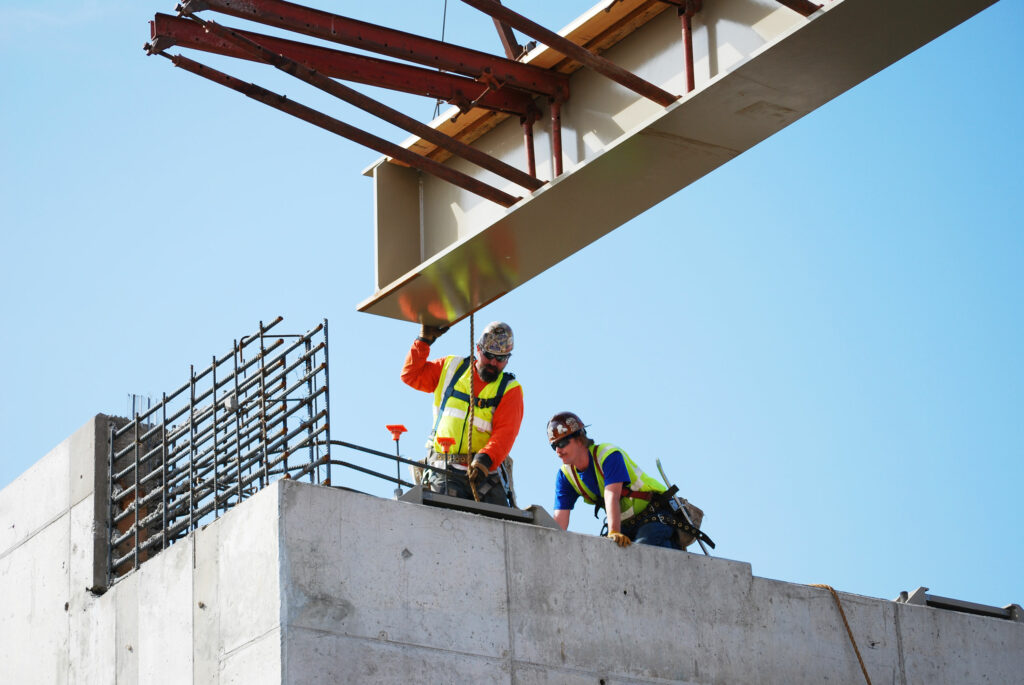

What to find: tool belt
left=427, top=450, right=474, bottom=468
left=409, top=451, right=471, bottom=485
left=628, top=486, right=715, bottom=550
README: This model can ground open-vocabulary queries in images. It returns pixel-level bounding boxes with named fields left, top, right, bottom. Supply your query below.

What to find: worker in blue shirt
left=548, top=411, right=679, bottom=549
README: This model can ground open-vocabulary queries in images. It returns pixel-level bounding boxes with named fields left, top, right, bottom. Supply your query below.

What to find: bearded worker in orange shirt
left=401, top=321, right=523, bottom=506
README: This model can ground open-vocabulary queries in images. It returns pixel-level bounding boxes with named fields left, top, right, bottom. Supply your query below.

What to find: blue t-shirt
left=553, top=446, right=630, bottom=511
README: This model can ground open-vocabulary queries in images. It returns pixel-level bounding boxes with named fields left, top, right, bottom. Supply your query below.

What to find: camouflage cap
left=476, top=321, right=514, bottom=355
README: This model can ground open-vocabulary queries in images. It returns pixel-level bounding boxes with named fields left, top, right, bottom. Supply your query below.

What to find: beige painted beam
left=359, top=0, right=998, bottom=325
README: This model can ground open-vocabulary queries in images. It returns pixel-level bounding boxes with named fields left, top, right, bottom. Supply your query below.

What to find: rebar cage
left=107, top=317, right=331, bottom=584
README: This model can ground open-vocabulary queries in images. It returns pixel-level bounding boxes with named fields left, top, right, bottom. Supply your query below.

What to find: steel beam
left=150, top=14, right=537, bottom=117
left=179, top=0, right=569, bottom=100
left=160, top=52, right=522, bottom=208
left=460, top=0, right=679, bottom=107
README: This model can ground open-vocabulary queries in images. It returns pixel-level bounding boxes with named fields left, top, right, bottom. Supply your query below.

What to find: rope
left=467, top=314, right=480, bottom=501
left=810, top=584, right=872, bottom=685
left=433, top=0, right=449, bottom=119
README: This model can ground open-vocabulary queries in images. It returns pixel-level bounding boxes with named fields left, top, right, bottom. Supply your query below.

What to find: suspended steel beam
left=157, top=52, right=522, bottom=208
left=150, top=14, right=539, bottom=117
left=460, top=0, right=679, bottom=107
left=187, top=16, right=544, bottom=192
left=178, top=0, right=570, bottom=101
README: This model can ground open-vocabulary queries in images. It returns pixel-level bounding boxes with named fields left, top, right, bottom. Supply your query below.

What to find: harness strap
left=590, top=449, right=653, bottom=501
left=627, top=490, right=717, bottom=549
left=450, top=369, right=515, bottom=409
left=430, top=356, right=470, bottom=440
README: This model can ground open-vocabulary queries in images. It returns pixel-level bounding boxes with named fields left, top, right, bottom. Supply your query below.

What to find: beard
left=479, top=364, right=500, bottom=383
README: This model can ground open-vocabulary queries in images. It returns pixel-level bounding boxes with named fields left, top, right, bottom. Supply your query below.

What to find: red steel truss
left=145, top=0, right=746, bottom=204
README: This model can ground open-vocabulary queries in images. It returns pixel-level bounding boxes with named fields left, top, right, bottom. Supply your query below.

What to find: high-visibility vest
left=560, top=443, right=666, bottom=520
left=430, top=356, right=519, bottom=457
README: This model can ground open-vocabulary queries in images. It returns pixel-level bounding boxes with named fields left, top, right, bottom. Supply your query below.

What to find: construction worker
left=548, top=411, right=680, bottom=549
left=401, top=321, right=522, bottom=505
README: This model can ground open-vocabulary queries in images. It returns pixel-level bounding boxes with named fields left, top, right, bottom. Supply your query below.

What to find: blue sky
left=2, top=1, right=1021, bottom=609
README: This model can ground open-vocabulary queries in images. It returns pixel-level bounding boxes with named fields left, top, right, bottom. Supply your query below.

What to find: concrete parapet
left=1, top=429, right=1021, bottom=684
left=275, top=481, right=1023, bottom=684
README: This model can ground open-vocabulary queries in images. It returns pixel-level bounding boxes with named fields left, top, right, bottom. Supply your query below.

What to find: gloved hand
left=418, top=324, right=450, bottom=344
left=466, top=457, right=491, bottom=484
left=606, top=531, right=632, bottom=548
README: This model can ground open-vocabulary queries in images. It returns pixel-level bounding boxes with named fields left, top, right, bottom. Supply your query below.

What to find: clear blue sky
left=2, top=1, right=1021, bottom=609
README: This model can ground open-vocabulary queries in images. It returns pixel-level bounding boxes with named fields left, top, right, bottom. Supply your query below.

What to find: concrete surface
left=1, top=416, right=1021, bottom=683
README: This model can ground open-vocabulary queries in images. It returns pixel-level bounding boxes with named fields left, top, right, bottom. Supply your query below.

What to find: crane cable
left=433, top=0, right=449, bottom=119
left=467, top=313, right=481, bottom=501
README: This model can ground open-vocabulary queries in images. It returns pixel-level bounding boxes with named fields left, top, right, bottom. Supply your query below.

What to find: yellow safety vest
left=430, top=356, right=519, bottom=456
left=560, top=443, right=665, bottom=520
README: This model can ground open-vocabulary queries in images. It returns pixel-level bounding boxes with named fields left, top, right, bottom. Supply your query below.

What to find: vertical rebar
left=133, top=415, right=141, bottom=572
left=107, top=422, right=116, bottom=585
left=322, top=319, right=332, bottom=486
left=258, top=322, right=270, bottom=488
left=161, top=393, right=168, bottom=553
left=232, top=340, right=244, bottom=505
left=189, top=364, right=197, bottom=534
left=304, top=334, right=315, bottom=483
left=211, top=355, right=220, bottom=517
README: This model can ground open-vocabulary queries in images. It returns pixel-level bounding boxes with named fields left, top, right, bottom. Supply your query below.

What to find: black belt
left=627, top=500, right=716, bottom=549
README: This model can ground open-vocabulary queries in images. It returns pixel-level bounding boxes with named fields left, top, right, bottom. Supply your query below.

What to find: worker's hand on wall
left=606, top=531, right=632, bottom=547
left=418, top=324, right=450, bottom=344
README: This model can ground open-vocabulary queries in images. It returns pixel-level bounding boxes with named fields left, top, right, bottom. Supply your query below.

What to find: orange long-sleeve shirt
left=401, top=339, right=523, bottom=470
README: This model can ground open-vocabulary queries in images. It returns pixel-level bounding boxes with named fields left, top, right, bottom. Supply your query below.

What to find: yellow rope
left=810, top=584, right=872, bottom=685
left=467, top=314, right=480, bottom=502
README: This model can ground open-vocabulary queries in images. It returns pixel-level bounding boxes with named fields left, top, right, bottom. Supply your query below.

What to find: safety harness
left=426, top=355, right=516, bottom=504
left=625, top=485, right=716, bottom=549
left=578, top=454, right=715, bottom=549
left=567, top=448, right=654, bottom=521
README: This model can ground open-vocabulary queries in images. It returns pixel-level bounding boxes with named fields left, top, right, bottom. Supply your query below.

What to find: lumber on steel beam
left=150, top=14, right=539, bottom=117
left=179, top=0, right=569, bottom=100
left=775, top=0, right=823, bottom=17
left=461, top=0, right=679, bottom=107
left=157, top=52, right=522, bottom=208
left=190, top=16, right=544, bottom=192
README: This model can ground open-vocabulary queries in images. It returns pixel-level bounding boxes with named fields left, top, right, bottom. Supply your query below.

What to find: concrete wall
left=2, top=418, right=1022, bottom=683
left=277, top=480, right=1024, bottom=685
left=0, top=416, right=283, bottom=684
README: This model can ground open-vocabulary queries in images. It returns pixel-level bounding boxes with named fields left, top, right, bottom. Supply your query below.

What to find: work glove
left=418, top=324, right=450, bottom=345
left=466, top=456, right=491, bottom=484
left=606, top=531, right=632, bottom=548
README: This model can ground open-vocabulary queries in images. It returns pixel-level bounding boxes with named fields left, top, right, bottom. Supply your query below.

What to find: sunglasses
left=482, top=351, right=510, bottom=363
left=550, top=430, right=580, bottom=451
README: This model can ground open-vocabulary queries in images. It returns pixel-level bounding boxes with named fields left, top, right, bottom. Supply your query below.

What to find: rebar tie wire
left=809, top=584, right=872, bottom=685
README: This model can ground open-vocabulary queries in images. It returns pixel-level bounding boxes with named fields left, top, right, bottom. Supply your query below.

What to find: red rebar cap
left=385, top=424, right=407, bottom=440
left=436, top=436, right=455, bottom=453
